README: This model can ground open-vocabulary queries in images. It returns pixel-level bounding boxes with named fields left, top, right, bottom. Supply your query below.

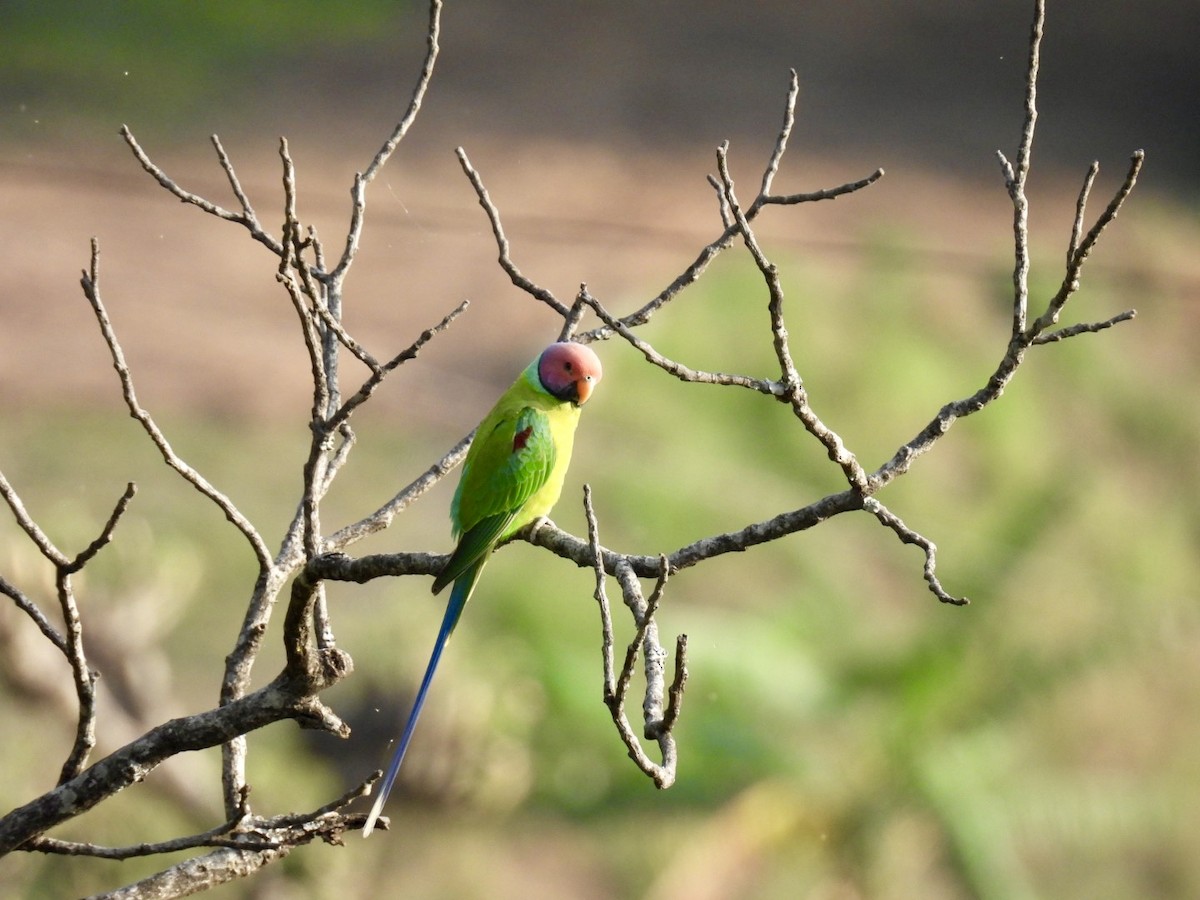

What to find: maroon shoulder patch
left=512, top=425, right=533, bottom=453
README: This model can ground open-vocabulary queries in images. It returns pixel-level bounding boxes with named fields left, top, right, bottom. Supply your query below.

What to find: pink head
left=535, top=342, right=603, bottom=406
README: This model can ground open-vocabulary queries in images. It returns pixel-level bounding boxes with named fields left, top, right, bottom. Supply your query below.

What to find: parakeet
left=363, top=341, right=603, bottom=836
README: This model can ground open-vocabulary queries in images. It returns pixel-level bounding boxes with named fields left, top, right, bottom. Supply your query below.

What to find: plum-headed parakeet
left=363, top=341, right=603, bottom=835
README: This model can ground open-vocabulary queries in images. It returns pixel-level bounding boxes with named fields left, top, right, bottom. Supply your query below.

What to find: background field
left=2, top=2, right=1198, bottom=897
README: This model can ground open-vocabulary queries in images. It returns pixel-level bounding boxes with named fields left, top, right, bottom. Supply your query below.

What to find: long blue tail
left=362, top=569, right=477, bottom=836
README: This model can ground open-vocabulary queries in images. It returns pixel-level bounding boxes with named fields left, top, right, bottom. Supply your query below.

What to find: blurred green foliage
left=1, top=0, right=404, bottom=130
left=2, top=213, right=1197, bottom=898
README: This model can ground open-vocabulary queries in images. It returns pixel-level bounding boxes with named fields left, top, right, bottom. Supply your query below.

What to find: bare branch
left=87, top=846, right=290, bottom=899
left=760, top=168, right=885, bottom=206
left=1002, top=0, right=1044, bottom=336
left=119, top=126, right=284, bottom=256
left=23, top=806, right=256, bottom=859
left=58, top=484, right=139, bottom=782
left=759, top=69, right=800, bottom=198
left=55, top=570, right=98, bottom=783
left=0, top=573, right=68, bottom=656
left=1015, top=0, right=1044, bottom=194
left=1028, top=151, right=1145, bottom=339
left=68, top=482, right=137, bottom=574
left=581, top=289, right=784, bottom=395
left=523, top=489, right=866, bottom=580
left=873, top=36, right=1142, bottom=495
left=211, top=134, right=261, bottom=229
left=80, top=240, right=273, bottom=571
left=330, top=299, right=470, bottom=430
left=0, top=467, right=71, bottom=568
left=869, top=351, right=1023, bottom=491
left=584, top=487, right=683, bottom=788
left=0, top=672, right=350, bottom=856
left=455, top=147, right=571, bottom=317
left=0, top=474, right=134, bottom=783
left=575, top=88, right=882, bottom=345
left=307, top=551, right=447, bottom=585
left=77, top=795, right=369, bottom=899
left=326, top=430, right=473, bottom=551
left=584, top=485, right=618, bottom=700
left=714, top=141, right=869, bottom=492
left=330, top=0, right=443, bottom=281
left=1067, top=161, right=1100, bottom=265
left=864, top=498, right=968, bottom=606
left=277, top=265, right=332, bottom=424
left=558, top=288, right=591, bottom=341
left=995, top=6, right=1043, bottom=337
left=361, top=0, right=443, bottom=186
left=1032, top=309, right=1137, bottom=345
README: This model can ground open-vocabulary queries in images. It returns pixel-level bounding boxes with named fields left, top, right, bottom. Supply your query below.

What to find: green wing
left=432, top=406, right=557, bottom=595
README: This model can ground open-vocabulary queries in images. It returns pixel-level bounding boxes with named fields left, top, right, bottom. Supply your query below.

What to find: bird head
left=536, top=341, right=603, bottom=406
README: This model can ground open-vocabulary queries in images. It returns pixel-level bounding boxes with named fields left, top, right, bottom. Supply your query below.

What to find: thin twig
left=211, top=134, right=260, bottom=227
left=578, top=489, right=682, bottom=786
left=0, top=574, right=68, bottom=656
left=1003, top=0, right=1044, bottom=336
left=119, top=126, right=284, bottom=256
left=330, top=0, right=443, bottom=281
left=558, top=288, right=591, bottom=341
left=0, top=467, right=70, bottom=568
left=23, top=812, right=257, bottom=859
left=361, top=0, right=443, bottom=186
left=455, top=147, right=571, bottom=317
left=613, top=560, right=679, bottom=788
left=277, top=268, right=331, bottom=425
left=1032, top=309, right=1137, bottom=344
left=863, top=498, right=967, bottom=605
left=584, top=485, right=617, bottom=699
left=577, top=155, right=880, bottom=343
left=581, top=290, right=784, bottom=395
left=872, top=3, right=1142, bottom=493
left=80, top=240, right=272, bottom=570
left=1067, top=161, right=1100, bottom=265
left=571, top=69, right=880, bottom=343
left=714, top=141, right=868, bottom=492
left=760, top=169, right=885, bottom=206
left=1028, top=151, right=1144, bottom=338
left=0, top=474, right=135, bottom=782
left=325, top=430, right=474, bottom=550
left=67, top=483, right=137, bottom=574
left=759, top=69, right=800, bottom=198
left=330, top=298, right=470, bottom=430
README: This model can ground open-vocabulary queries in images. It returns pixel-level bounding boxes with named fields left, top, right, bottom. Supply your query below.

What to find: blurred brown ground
left=1, top=0, right=1195, bottom=423
left=0, top=138, right=1051, bottom=421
